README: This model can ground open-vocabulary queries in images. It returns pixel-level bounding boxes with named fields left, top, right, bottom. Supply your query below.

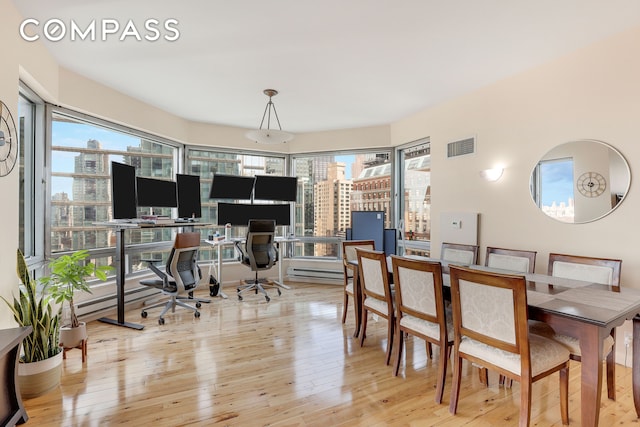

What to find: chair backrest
left=548, top=253, right=622, bottom=286
left=441, top=242, right=479, bottom=265
left=166, top=232, right=202, bottom=293
left=392, top=255, right=447, bottom=341
left=485, top=247, right=537, bottom=274
left=342, top=240, right=375, bottom=276
left=246, top=219, right=277, bottom=271
left=356, top=248, right=394, bottom=316
left=449, top=265, right=529, bottom=360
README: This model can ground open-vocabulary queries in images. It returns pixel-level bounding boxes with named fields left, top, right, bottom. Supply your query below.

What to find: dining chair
left=341, top=240, right=376, bottom=337
left=441, top=242, right=479, bottom=266
left=448, top=265, right=570, bottom=426
left=356, top=248, right=395, bottom=365
left=391, top=255, right=453, bottom=403
left=481, top=246, right=537, bottom=386
left=530, top=252, right=622, bottom=400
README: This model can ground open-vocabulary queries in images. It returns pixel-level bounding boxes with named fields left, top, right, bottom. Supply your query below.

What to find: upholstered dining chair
left=529, top=252, right=622, bottom=400
left=356, top=248, right=395, bottom=365
left=441, top=242, right=479, bottom=267
left=341, top=240, right=376, bottom=338
left=391, top=256, right=453, bottom=403
left=481, top=246, right=537, bottom=386
left=448, top=265, right=570, bottom=426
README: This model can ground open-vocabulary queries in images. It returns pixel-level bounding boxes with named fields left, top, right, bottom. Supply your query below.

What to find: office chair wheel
left=255, top=288, right=258, bottom=294
left=141, top=311, right=148, bottom=318
left=277, top=289, right=282, bottom=296
left=158, top=317, right=165, bottom=325
left=265, top=296, right=270, bottom=302
left=238, top=295, right=243, bottom=301
left=196, top=302, right=202, bottom=308
left=194, top=311, right=200, bottom=318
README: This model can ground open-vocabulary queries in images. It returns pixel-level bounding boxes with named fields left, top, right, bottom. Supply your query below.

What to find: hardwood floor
left=22, top=283, right=638, bottom=426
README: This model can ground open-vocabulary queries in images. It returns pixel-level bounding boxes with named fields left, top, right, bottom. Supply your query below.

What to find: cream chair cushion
left=529, top=321, right=615, bottom=357
left=460, top=334, right=570, bottom=376
left=487, top=253, right=530, bottom=273
left=443, top=248, right=475, bottom=265
left=396, top=265, right=453, bottom=341
left=552, top=261, right=613, bottom=285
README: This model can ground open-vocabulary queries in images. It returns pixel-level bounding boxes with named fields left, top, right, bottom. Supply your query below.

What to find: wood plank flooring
left=22, top=283, right=639, bottom=426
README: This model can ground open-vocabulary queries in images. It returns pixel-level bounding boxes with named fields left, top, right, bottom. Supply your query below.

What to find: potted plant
left=1, top=249, right=62, bottom=398
left=40, top=250, right=112, bottom=353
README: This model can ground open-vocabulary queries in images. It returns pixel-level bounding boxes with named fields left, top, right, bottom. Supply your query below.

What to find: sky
left=540, top=160, right=574, bottom=206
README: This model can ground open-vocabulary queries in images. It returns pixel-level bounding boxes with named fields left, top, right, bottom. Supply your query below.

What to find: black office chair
left=140, top=232, right=203, bottom=324
left=234, top=219, right=280, bottom=302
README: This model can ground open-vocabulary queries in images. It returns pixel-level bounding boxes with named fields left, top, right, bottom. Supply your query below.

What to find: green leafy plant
left=1, top=249, right=61, bottom=363
left=40, top=250, right=113, bottom=329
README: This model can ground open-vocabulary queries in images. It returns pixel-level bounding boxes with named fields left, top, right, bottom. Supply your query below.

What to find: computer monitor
left=111, top=161, right=137, bottom=219
left=217, top=203, right=291, bottom=226
left=135, top=177, right=178, bottom=208
left=209, top=174, right=255, bottom=200
left=253, top=175, right=298, bottom=202
left=177, top=174, right=202, bottom=219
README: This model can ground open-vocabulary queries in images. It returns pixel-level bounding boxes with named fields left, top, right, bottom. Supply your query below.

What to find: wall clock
left=0, top=100, right=18, bottom=177
left=576, top=171, right=606, bottom=198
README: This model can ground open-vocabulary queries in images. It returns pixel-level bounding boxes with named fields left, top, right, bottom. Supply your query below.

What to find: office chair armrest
left=234, top=240, right=247, bottom=261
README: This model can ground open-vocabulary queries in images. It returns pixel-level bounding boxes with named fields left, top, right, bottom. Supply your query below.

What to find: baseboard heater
left=76, top=286, right=159, bottom=318
left=286, top=267, right=343, bottom=282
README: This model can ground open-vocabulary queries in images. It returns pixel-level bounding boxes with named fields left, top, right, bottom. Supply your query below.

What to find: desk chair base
left=141, top=296, right=201, bottom=325
left=237, top=274, right=281, bottom=302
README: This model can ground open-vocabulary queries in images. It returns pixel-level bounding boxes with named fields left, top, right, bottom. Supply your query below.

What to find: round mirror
left=530, top=140, right=630, bottom=224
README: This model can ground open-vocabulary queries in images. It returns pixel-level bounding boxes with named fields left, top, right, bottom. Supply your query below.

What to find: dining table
left=348, top=255, right=640, bottom=427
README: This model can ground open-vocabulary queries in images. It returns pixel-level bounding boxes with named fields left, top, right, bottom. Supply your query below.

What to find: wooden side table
left=0, top=326, right=32, bottom=426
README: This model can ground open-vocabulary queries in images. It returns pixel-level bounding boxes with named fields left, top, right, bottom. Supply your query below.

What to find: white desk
left=205, top=236, right=297, bottom=297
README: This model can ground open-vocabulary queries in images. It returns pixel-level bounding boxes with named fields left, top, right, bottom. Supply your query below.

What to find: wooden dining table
left=349, top=256, right=640, bottom=427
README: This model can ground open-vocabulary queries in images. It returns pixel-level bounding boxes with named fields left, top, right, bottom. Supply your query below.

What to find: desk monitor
left=111, top=161, right=137, bottom=219
left=253, top=175, right=298, bottom=202
left=209, top=174, right=255, bottom=200
left=177, top=174, right=202, bottom=219
left=217, top=203, right=291, bottom=226
left=135, top=177, right=177, bottom=207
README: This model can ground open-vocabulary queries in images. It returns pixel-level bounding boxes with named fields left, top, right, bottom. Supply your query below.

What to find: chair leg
left=560, top=365, right=569, bottom=425
left=341, top=291, right=349, bottom=324
left=426, top=342, right=433, bottom=359
left=385, top=315, right=394, bottom=366
left=393, top=325, right=404, bottom=376
left=360, top=310, right=368, bottom=347
left=449, top=352, right=463, bottom=415
left=479, top=367, right=489, bottom=386
left=519, top=377, right=532, bottom=427
left=434, top=341, right=448, bottom=404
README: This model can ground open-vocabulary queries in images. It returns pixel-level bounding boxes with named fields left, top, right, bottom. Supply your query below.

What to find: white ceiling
left=11, top=0, right=640, bottom=133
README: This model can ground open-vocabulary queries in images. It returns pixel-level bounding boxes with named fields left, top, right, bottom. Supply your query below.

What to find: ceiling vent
left=447, top=137, right=475, bottom=158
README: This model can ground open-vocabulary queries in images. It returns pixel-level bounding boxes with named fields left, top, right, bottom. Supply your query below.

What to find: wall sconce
left=480, top=167, right=504, bottom=182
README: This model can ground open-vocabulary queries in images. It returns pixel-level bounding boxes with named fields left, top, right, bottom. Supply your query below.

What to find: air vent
left=447, top=137, right=475, bottom=158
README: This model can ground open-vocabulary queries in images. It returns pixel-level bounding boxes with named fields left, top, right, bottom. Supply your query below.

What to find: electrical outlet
left=624, top=332, right=633, bottom=347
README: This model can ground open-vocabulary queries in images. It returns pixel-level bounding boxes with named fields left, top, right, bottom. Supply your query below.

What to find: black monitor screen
left=111, top=161, right=137, bottom=219
left=209, top=174, right=255, bottom=200
left=217, top=203, right=291, bottom=226
left=253, top=175, right=298, bottom=201
left=135, top=177, right=177, bottom=208
left=177, top=174, right=202, bottom=219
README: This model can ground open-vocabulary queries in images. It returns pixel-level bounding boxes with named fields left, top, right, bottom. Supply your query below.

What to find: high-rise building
left=313, top=162, right=352, bottom=256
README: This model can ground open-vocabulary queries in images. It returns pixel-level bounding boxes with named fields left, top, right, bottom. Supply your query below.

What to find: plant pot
left=59, top=322, right=87, bottom=349
left=17, top=351, right=63, bottom=399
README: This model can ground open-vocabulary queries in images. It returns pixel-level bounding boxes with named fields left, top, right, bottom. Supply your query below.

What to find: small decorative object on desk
left=225, top=223, right=231, bottom=240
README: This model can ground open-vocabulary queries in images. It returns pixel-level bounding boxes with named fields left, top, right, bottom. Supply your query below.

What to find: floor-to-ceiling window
left=50, top=108, right=180, bottom=271
left=396, top=140, right=430, bottom=256
left=185, top=147, right=287, bottom=261
left=292, top=150, right=392, bottom=258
